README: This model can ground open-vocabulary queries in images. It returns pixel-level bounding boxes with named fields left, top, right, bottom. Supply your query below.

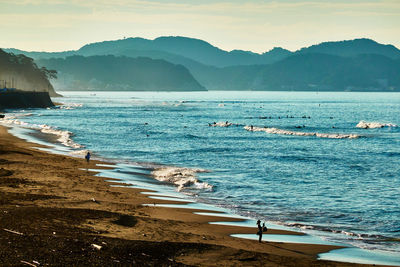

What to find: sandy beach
left=0, top=125, right=384, bottom=266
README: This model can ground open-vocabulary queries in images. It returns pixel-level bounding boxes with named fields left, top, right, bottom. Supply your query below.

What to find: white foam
left=59, top=103, right=83, bottom=110
left=151, top=167, right=212, bottom=192
left=1, top=113, right=84, bottom=149
left=40, top=125, right=83, bottom=149
left=244, top=126, right=361, bottom=139
left=69, top=149, right=90, bottom=156
left=356, top=121, right=397, bottom=129
left=12, top=113, right=33, bottom=118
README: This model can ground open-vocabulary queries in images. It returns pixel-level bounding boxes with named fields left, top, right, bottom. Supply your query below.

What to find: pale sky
left=0, top=0, right=399, bottom=53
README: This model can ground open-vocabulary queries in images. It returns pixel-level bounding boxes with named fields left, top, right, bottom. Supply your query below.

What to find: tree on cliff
left=0, top=49, right=59, bottom=96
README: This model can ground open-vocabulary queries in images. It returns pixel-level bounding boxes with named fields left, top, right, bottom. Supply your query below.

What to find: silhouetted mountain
left=37, top=55, right=205, bottom=91
left=253, top=53, right=400, bottom=91
left=5, top=37, right=400, bottom=92
left=4, top=48, right=76, bottom=60
left=107, top=46, right=290, bottom=90
left=77, top=36, right=292, bottom=67
left=297, top=38, right=400, bottom=59
left=0, top=49, right=59, bottom=97
left=5, top=37, right=291, bottom=68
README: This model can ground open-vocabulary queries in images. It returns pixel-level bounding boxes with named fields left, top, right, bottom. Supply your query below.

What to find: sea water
left=3, top=91, right=400, bottom=261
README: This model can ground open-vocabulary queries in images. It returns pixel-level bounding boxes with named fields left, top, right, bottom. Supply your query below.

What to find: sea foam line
left=244, top=125, right=361, bottom=139
left=1, top=114, right=84, bottom=149
left=39, top=125, right=83, bottom=149
left=58, top=103, right=83, bottom=110
left=209, top=121, right=361, bottom=139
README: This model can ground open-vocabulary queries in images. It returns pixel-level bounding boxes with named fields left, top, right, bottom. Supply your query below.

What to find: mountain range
left=5, top=37, right=400, bottom=92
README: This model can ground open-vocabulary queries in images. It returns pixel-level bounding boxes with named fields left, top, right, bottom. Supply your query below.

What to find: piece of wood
left=20, top=260, right=37, bottom=267
left=4, top=228, right=24, bottom=235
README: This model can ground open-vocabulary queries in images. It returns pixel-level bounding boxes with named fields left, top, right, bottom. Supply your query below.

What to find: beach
left=0, top=124, right=385, bottom=266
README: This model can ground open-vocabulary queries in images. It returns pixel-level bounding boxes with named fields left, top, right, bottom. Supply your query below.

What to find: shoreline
left=0, top=124, right=395, bottom=266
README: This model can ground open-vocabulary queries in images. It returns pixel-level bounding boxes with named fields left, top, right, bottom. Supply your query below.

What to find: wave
left=151, top=167, right=212, bottom=192
left=356, top=120, right=398, bottom=129
left=58, top=103, right=83, bottom=110
left=285, top=222, right=387, bottom=240
left=40, top=125, right=83, bottom=149
left=1, top=114, right=84, bottom=149
left=244, top=125, right=361, bottom=139
left=69, top=149, right=89, bottom=156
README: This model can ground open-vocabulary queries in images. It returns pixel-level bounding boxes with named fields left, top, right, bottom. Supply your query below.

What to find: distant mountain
left=5, top=37, right=400, bottom=92
left=37, top=55, right=205, bottom=91
left=297, top=38, right=400, bottom=59
left=0, top=49, right=59, bottom=96
left=253, top=53, right=400, bottom=91
left=4, top=48, right=76, bottom=60
left=5, top=37, right=291, bottom=67
left=77, top=36, right=292, bottom=67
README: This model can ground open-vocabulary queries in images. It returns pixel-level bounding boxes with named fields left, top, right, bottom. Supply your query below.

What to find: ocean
left=3, top=91, right=400, bottom=264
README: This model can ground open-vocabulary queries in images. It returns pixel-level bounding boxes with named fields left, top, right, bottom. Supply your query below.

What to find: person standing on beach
left=85, top=151, right=91, bottom=163
left=257, top=220, right=263, bottom=243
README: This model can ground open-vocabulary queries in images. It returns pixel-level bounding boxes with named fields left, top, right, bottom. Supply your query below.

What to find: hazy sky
left=1, top=0, right=399, bottom=53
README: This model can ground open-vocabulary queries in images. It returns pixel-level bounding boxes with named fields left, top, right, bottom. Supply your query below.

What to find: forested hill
left=76, top=36, right=292, bottom=67
left=5, top=37, right=400, bottom=92
left=38, top=55, right=206, bottom=91
left=253, top=53, right=400, bottom=91
left=297, top=38, right=400, bottom=59
left=0, top=49, right=59, bottom=96
left=6, top=36, right=292, bottom=67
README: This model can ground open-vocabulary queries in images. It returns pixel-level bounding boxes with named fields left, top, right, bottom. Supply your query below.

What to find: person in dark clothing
left=85, top=151, right=91, bottom=163
left=256, top=220, right=263, bottom=243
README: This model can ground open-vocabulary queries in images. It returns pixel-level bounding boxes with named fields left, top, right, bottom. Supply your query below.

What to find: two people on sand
left=257, top=220, right=268, bottom=243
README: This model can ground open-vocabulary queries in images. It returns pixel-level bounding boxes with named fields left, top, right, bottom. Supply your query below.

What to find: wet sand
left=0, top=125, right=382, bottom=266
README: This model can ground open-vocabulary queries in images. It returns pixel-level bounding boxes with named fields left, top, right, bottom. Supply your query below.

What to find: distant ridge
left=77, top=36, right=292, bottom=67
left=255, top=53, right=400, bottom=91
left=297, top=38, right=400, bottom=59
left=4, top=37, right=400, bottom=92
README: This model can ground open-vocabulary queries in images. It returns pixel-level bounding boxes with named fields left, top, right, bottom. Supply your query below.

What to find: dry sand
left=0, top=125, right=382, bottom=266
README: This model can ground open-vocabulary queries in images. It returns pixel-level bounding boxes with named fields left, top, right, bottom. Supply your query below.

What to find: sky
left=0, top=0, right=399, bottom=53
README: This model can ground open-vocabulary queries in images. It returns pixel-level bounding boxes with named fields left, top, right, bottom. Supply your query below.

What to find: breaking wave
left=285, top=222, right=388, bottom=240
left=58, top=103, right=83, bottom=110
left=1, top=114, right=83, bottom=149
left=40, top=125, right=83, bottom=149
left=69, top=149, right=90, bottom=156
left=244, top=125, right=361, bottom=139
left=151, top=167, right=212, bottom=192
left=356, top=121, right=398, bottom=129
